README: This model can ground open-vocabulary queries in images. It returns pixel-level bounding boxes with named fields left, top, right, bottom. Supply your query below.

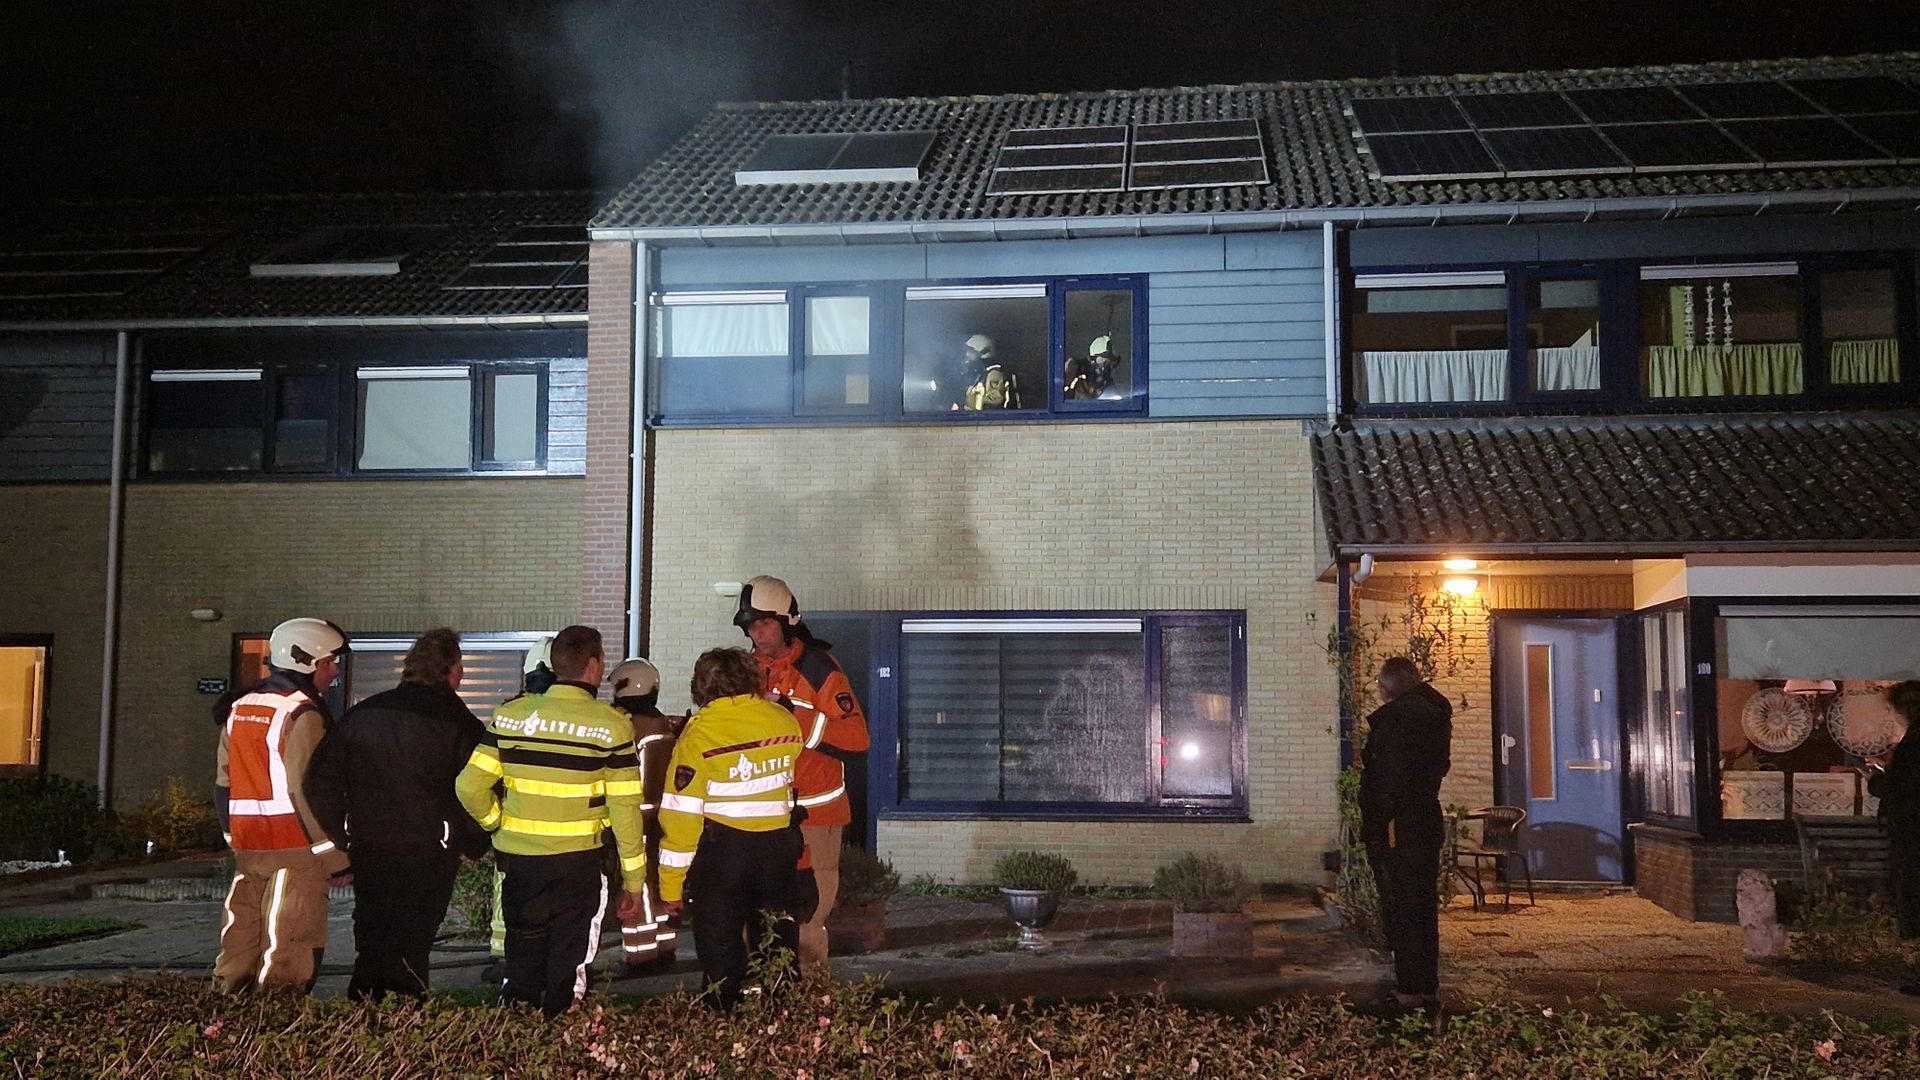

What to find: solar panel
left=739, top=134, right=846, bottom=174
left=735, top=131, right=936, bottom=184
left=988, top=126, right=1129, bottom=195
left=1128, top=159, right=1269, bottom=189
left=0, top=232, right=214, bottom=297
left=996, top=144, right=1126, bottom=169
left=1675, top=80, right=1821, bottom=119
left=986, top=165, right=1126, bottom=195
left=1480, top=127, right=1629, bottom=174
left=1846, top=113, right=1920, bottom=159
left=444, top=264, right=572, bottom=290
left=1455, top=92, right=1584, bottom=129
left=473, top=242, right=585, bottom=265
left=1788, top=76, right=1920, bottom=114
left=1560, top=87, right=1701, bottom=123
left=555, top=262, right=589, bottom=288
left=830, top=130, right=938, bottom=170
left=1720, top=117, right=1888, bottom=165
left=1135, top=119, right=1260, bottom=142
left=1350, top=96, right=1470, bottom=133
left=1131, top=136, right=1264, bottom=164
left=0, top=271, right=154, bottom=299
left=497, top=224, right=584, bottom=245
left=1003, top=126, right=1127, bottom=148
left=252, top=226, right=441, bottom=277
left=1599, top=122, right=1758, bottom=169
left=1364, top=131, right=1500, bottom=180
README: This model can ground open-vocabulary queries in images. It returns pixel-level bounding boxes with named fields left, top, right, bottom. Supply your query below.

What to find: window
left=903, top=285, right=1048, bottom=413
left=356, top=367, right=473, bottom=471
left=1526, top=278, right=1602, bottom=392
left=271, top=369, right=335, bottom=470
left=1351, top=272, right=1509, bottom=404
left=0, top=640, right=48, bottom=771
left=345, top=633, right=545, bottom=725
left=1062, top=285, right=1141, bottom=409
left=481, top=368, right=544, bottom=468
left=889, top=613, right=1244, bottom=815
left=1640, top=263, right=1803, bottom=398
left=1819, top=266, right=1901, bottom=386
left=147, top=370, right=266, bottom=473
left=1635, top=609, right=1694, bottom=822
left=801, top=293, right=874, bottom=410
left=1714, top=607, right=1920, bottom=822
left=654, top=291, right=791, bottom=415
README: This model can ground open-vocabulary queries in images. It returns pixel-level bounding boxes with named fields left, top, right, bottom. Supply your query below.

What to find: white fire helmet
left=733, top=574, right=802, bottom=629
left=608, top=657, right=661, bottom=698
left=964, top=334, right=995, bottom=360
left=268, top=617, right=348, bottom=675
left=523, top=637, right=555, bottom=676
left=1089, top=335, right=1115, bottom=358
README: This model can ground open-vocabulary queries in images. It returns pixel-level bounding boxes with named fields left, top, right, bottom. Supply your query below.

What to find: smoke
left=489, top=0, right=817, bottom=196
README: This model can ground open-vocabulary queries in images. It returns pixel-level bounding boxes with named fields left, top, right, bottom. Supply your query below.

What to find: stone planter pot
left=999, top=887, right=1061, bottom=949
left=827, top=899, right=889, bottom=955
left=1171, top=911, right=1255, bottom=958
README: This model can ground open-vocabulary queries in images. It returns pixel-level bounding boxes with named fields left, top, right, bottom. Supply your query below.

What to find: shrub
left=834, top=845, right=900, bottom=907
left=129, top=776, right=223, bottom=853
left=1789, top=888, right=1905, bottom=972
left=1153, top=853, right=1256, bottom=913
left=445, top=854, right=496, bottom=936
left=992, top=850, right=1077, bottom=892
left=0, top=776, right=114, bottom=862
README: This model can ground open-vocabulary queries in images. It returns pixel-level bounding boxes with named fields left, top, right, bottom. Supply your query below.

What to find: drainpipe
left=96, top=331, right=129, bottom=807
left=1336, top=557, right=1355, bottom=772
left=625, top=242, right=651, bottom=657
left=1321, top=220, right=1339, bottom=423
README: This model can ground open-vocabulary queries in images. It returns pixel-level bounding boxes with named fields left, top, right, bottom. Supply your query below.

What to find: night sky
left=5, top=0, right=1919, bottom=202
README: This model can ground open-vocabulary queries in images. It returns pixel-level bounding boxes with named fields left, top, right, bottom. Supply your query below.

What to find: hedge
left=1, top=977, right=1914, bottom=1077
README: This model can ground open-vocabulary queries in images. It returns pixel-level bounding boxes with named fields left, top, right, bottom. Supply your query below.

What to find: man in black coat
left=1359, top=655, right=1453, bottom=1008
left=1868, top=680, right=1920, bottom=996
left=306, top=627, right=490, bottom=1000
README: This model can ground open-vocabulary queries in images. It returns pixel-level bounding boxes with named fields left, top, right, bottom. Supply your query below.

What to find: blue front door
left=1493, top=617, right=1624, bottom=883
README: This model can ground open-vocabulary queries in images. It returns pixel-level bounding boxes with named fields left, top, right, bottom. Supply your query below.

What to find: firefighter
left=213, top=616, right=351, bottom=994
left=656, top=647, right=805, bottom=1011
left=1064, top=335, right=1122, bottom=400
left=734, top=575, right=870, bottom=974
left=482, top=636, right=558, bottom=986
left=607, top=656, right=679, bottom=970
left=952, top=333, right=1020, bottom=410
left=455, top=626, right=648, bottom=1018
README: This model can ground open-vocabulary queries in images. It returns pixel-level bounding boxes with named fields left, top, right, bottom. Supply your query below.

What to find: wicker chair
left=1455, top=806, right=1535, bottom=910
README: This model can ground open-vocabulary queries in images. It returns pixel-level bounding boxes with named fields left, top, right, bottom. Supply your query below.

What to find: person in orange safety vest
left=213, top=616, right=352, bottom=994
left=733, top=575, right=869, bottom=973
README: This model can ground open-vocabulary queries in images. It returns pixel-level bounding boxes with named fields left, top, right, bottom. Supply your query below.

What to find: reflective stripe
left=660, top=793, right=704, bottom=814
left=622, top=922, right=656, bottom=934
left=503, top=775, right=602, bottom=798
left=656, top=930, right=677, bottom=942
left=706, top=772, right=792, bottom=797
left=805, top=711, right=828, bottom=749
left=797, top=784, right=846, bottom=808
left=478, top=803, right=502, bottom=829
left=637, top=803, right=658, bottom=812
left=709, top=798, right=794, bottom=819
left=604, top=779, right=645, bottom=798
left=499, top=815, right=602, bottom=837
left=788, top=698, right=814, bottom=711
left=219, top=872, right=245, bottom=939
left=624, top=941, right=659, bottom=953
left=309, top=840, right=335, bottom=856
left=440, top=820, right=450, bottom=850
left=574, top=872, right=608, bottom=1000
left=659, top=847, right=696, bottom=868
left=464, top=748, right=504, bottom=776
left=620, top=853, right=647, bottom=872
left=257, top=868, right=289, bottom=986
left=227, top=798, right=290, bottom=816
left=635, top=733, right=667, bottom=747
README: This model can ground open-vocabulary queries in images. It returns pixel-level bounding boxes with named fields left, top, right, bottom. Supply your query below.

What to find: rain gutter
left=96, top=332, right=129, bottom=806
left=1332, top=539, right=1920, bottom=560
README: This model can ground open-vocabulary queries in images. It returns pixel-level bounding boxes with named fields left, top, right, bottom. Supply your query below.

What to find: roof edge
left=1333, top=540, right=1920, bottom=559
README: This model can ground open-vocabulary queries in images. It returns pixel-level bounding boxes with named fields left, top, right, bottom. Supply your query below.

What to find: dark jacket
left=305, top=680, right=489, bottom=858
left=1359, top=682, right=1454, bottom=846
left=1869, top=733, right=1920, bottom=833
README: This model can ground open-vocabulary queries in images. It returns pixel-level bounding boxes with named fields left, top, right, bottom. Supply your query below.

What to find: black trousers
left=348, top=848, right=460, bottom=1001
left=1891, top=825, right=1920, bottom=941
left=1368, top=834, right=1443, bottom=996
left=687, top=823, right=803, bottom=1010
left=499, top=849, right=608, bottom=1018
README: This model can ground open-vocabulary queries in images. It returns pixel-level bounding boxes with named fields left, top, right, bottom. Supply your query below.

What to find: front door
left=1493, top=617, right=1624, bottom=882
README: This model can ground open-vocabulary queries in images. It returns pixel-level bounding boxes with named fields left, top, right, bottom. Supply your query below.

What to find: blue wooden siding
left=1350, top=210, right=1920, bottom=268
left=0, top=334, right=118, bottom=482
left=655, top=230, right=1328, bottom=419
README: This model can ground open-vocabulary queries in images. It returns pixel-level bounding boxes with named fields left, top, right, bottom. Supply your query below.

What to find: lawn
left=0, top=916, right=133, bottom=957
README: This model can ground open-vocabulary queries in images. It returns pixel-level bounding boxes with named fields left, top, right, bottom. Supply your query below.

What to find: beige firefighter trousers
left=213, top=850, right=332, bottom=993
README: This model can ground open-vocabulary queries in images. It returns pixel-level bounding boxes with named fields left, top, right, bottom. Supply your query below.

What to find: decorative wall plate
left=1827, top=687, right=1906, bottom=758
left=1740, top=688, right=1813, bottom=753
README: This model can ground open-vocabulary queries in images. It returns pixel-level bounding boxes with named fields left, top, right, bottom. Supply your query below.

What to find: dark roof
left=1311, top=413, right=1920, bottom=556
left=0, top=191, right=593, bottom=326
left=595, top=53, right=1920, bottom=232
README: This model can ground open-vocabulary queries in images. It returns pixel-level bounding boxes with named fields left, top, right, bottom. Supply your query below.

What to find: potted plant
left=992, top=850, right=1077, bottom=949
left=1154, top=853, right=1257, bottom=958
left=825, top=844, right=900, bottom=954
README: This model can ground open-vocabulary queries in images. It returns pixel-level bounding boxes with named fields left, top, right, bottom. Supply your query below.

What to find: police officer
left=607, top=657, right=679, bottom=970
left=455, top=626, right=648, bottom=1018
left=481, top=636, right=557, bottom=985
left=657, top=647, right=805, bottom=1011
left=953, top=333, right=1020, bottom=410
left=735, top=575, right=869, bottom=974
left=213, top=617, right=351, bottom=994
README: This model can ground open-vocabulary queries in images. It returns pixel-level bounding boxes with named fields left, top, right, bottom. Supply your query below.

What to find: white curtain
left=358, top=379, right=473, bottom=470
left=1532, top=345, right=1601, bottom=391
left=1827, top=338, right=1900, bottom=385
left=1645, top=344, right=1804, bottom=398
left=1361, top=349, right=1507, bottom=403
left=667, top=303, right=789, bottom=358
left=1722, top=616, right=1920, bottom=681
left=807, top=296, right=870, bottom=356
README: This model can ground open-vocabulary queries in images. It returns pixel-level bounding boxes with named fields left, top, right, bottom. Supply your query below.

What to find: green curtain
left=1827, top=338, right=1901, bottom=385
left=1645, top=344, right=1805, bottom=397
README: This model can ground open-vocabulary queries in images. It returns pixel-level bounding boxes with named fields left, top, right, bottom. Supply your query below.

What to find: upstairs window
left=147, top=370, right=266, bottom=473
left=1640, top=263, right=1803, bottom=398
left=1525, top=277, right=1603, bottom=393
left=356, top=367, right=474, bottom=471
left=903, top=285, right=1048, bottom=414
left=1818, top=266, right=1901, bottom=386
left=1351, top=272, right=1509, bottom=404
left=654, top=291, right=791, bottom=416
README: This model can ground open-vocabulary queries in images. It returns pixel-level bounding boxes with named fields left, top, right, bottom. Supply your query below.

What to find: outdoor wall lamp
left=1442, top=557, right=1479, bottom=571
left=188, top=608, right=223, bottom=622
left=1441, top=576, right=1480, bottom=597
left=712, top=581, right=744, bottom=598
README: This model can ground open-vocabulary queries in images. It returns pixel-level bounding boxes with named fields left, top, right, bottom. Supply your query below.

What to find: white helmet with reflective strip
left=609, top=657, right=661, bottom=698
left=1089, top=335, right=1115, bottom=358
left=734, top=574, right=802, bottom=629
left=268, top=617, right=348, bottom=674
left=964, top=334, right=995, bottom=361
left=523, top=636, right=555, bottom=676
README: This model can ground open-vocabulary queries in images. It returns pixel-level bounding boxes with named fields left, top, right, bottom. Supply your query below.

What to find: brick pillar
left=582, top=240, right=635, bottom=657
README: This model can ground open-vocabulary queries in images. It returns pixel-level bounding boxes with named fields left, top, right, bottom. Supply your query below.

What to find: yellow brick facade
left=645, top=421, right=1339, bottom=885
left=0, top=485, right=110, bottom=784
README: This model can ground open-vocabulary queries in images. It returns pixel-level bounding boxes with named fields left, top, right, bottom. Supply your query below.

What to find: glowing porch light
left=1442, top=576, right=1479, bottom=596
left=1442, top=558, right=1478, bottom=571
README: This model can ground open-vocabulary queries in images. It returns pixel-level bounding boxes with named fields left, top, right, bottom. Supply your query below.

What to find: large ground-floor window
left=0, top=637, right=49, bottom=774
left=880, top=612, right=1246, bottom=818
left=231, top=630, right=547, bottom=725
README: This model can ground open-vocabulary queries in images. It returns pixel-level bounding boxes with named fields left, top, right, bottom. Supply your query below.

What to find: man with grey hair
left=1359, top=655, right=1453, bottom=1008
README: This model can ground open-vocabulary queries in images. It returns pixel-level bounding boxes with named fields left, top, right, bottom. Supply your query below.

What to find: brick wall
left=1633, top=825, right=1803, bottom=922
left=111, top=479, right=581, bottom=803
left=0, top=485, right=109, bottom=785
left=582, top=240, right=636, bottom=657
left=644, top=421, right=1338, bottom=885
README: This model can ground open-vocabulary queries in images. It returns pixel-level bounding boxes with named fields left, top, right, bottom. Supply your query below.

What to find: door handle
left=1500, top=734, right=1517, bottom=766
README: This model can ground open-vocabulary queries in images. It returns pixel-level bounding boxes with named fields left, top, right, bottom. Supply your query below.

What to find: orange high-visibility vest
left=224, top=690, right=319, bottom=851
left=759, top=640, right=868, bottom=828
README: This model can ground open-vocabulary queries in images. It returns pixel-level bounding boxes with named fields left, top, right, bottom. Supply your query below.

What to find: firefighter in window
left=950, top=333, right=1021, bottom=410
left=1064, top=335, right=1122, bottom=401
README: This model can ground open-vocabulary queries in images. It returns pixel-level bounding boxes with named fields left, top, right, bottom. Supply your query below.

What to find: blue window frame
left=1346, top=251, right=1918, bottom=415
left=650, top=275, right=1148, bottom=425
left=868, top=610, right=1247, bottom=820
